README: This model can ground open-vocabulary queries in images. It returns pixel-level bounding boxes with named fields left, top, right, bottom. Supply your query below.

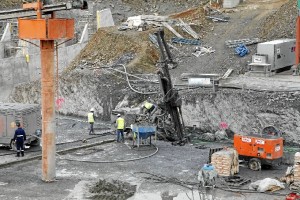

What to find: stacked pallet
left=294, top=152, right=300, bottom=181
left=211, top=148, right=239, bottom=176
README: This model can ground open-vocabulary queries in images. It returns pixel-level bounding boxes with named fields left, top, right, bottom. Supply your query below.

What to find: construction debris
left=89, top=179, right=136, bottom=200
left=192, top=46, right=215, bottom=57
left=126, top=15, right=168, bottom=28
left=294, top=152, right=300, bottom=180
left=280, top=166, right=294, bottom=185
left=249, top=178, right=285, bottom=192
left=178, top=18, right=200, bottom=39
left=211, top=148, right=239, bottom=177
left=235, top=44, right=249, bottom=57
left=171, top=37, right=201, bottom=45
left=180, top=73, right=220, bottom=81
left=222, top=175, right=251, bottom=187
left=162, top=22, right=183, bottom=38
left=206, top=15, right=229, bottom=22
left=281, top=152, right=300, bottom=191
left=221, top=68, right=234, bottom=79
left=225, top=38, right=261, bottom=48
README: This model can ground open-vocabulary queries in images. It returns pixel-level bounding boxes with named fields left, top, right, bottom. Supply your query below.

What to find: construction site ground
left=1, top=0, right=300, bottom=199
left=0, top=117, right=295, bottom=200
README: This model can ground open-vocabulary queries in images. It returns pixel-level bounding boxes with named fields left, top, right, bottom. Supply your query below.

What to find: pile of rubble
left=89, top=179, right=136, bottom=200
left=259, top=0, right=296, bottom=40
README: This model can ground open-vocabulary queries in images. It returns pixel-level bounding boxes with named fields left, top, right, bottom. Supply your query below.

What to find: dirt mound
left=89, top=179, right=136, bottom=200
left=1, top=0, right=22, bottom=9
left=259, top=0, right=296, bottom=40
left=69, top=27, right=159, bottom=73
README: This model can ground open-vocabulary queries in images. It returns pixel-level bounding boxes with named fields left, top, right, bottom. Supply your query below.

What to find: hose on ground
left=58, top=144, right=159, bottom=163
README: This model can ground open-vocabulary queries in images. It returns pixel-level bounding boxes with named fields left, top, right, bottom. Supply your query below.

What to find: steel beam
left=40, top=40, right=56, bottom=181
left=0, top=3, right=72, bottom=20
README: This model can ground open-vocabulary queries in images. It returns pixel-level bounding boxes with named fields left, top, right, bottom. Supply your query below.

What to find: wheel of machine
left=248, top=158, right=261, bottom=171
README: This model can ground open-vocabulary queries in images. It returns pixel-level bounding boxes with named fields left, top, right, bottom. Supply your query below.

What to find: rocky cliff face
left=181, top=90, right=300, bottom=144
left=9, top=72, right=300, bottom=144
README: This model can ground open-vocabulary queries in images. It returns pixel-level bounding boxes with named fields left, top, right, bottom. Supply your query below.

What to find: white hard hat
left=90, top=108, right=95, bottom=112
left=117, top=114, right=121, bottom=117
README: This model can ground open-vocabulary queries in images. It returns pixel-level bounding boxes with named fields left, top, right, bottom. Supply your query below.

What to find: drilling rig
left=154, top=29, right=186, bottom=144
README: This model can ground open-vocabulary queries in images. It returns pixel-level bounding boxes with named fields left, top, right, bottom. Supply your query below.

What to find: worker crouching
left=141, top=100, right=157, bottom=117
left=13, top=122, right=26, bottom=157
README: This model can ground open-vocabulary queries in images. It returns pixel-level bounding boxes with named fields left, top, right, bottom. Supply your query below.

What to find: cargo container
left=248, top=39, right=296, bottom=76
left=0, top=103, right=41, bottom=148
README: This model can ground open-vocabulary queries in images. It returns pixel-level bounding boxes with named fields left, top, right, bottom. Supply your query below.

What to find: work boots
left=21, top=151, right=24, bottom=157
left=16, top=152, right=20, bottom=157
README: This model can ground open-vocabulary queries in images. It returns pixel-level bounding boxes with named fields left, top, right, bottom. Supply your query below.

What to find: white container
left=223, top=0, right=240, bottom=8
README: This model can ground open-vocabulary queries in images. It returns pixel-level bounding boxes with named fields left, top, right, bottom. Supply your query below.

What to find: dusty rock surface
left=8, top=0, right=300, bottom=145
left=2, top=0, right=300, bottom=199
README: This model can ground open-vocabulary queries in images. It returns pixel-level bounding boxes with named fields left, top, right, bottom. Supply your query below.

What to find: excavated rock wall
left=181, top=90, right=300, bottom=144
left=9, top=73, right=300, bottom=144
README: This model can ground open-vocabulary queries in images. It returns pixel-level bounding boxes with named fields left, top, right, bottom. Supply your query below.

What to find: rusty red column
left=40, top=40, right=56, bottom=181
left=296, top=17, right=300, bottom=65
left=18, top=0, right=74, bottom=182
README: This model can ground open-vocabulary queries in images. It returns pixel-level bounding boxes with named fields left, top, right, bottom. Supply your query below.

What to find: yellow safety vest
left=88, top=112, right=94, bottom=123
left=116, top=117, right=125, bottom=130
left=144, top=102, right=153, bottom=110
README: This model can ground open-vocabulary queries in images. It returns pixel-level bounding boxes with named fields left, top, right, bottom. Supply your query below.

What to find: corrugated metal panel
left=0, top=103, right=41, bottom=144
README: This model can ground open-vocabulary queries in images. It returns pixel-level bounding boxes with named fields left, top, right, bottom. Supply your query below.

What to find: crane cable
left=91, top=64, right=158, bottom=95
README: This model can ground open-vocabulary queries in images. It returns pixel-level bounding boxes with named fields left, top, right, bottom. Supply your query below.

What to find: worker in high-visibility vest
left=115, top=114, right=125, bottom=142
left=88, top=108, right=95, bottom=135
left=142, top=100, right=157, bottom=116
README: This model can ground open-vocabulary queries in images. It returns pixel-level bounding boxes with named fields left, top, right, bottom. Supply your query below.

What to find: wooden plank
left=222, top=68, right=233, bottom=79
left=162, top=22, right=183, bottom=38
left=178, top=18, right=199, bottom=39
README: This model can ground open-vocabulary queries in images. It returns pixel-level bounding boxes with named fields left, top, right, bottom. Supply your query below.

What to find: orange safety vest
left=116, top=117, right=125, bottom=130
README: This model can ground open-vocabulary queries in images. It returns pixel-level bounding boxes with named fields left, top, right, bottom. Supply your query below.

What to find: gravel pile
left=259, top=0, right=296, bottom=40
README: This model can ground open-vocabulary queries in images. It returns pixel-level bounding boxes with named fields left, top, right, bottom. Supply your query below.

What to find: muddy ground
left=1, top=0, right=300, bottom=199
left=0, top=117, right=295, bottom=200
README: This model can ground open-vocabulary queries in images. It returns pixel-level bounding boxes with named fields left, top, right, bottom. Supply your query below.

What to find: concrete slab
left=221, top=73, right=300, bottom=91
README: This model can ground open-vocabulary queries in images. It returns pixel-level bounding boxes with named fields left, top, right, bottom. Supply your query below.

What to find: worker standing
left=13, top=122, right=26, bottom=157
left=88, top=108, right=95, bottom=135
left=116, top=114, right=125, bottom=142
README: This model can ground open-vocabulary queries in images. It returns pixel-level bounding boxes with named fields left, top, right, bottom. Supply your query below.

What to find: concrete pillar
left=40, top=40, right=56, bottom=182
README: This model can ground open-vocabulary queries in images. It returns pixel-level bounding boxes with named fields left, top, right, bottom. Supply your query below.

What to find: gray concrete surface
left=0, top=117, right=292, bottom=200
left=0, top=140, right=292, bottom=200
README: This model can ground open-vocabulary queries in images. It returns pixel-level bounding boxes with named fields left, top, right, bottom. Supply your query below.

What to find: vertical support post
left=296, top=17, right=300, bottom=65
left=295, top=0, right=300, bottom=74
left=40, top=40, right=56, bottom=182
